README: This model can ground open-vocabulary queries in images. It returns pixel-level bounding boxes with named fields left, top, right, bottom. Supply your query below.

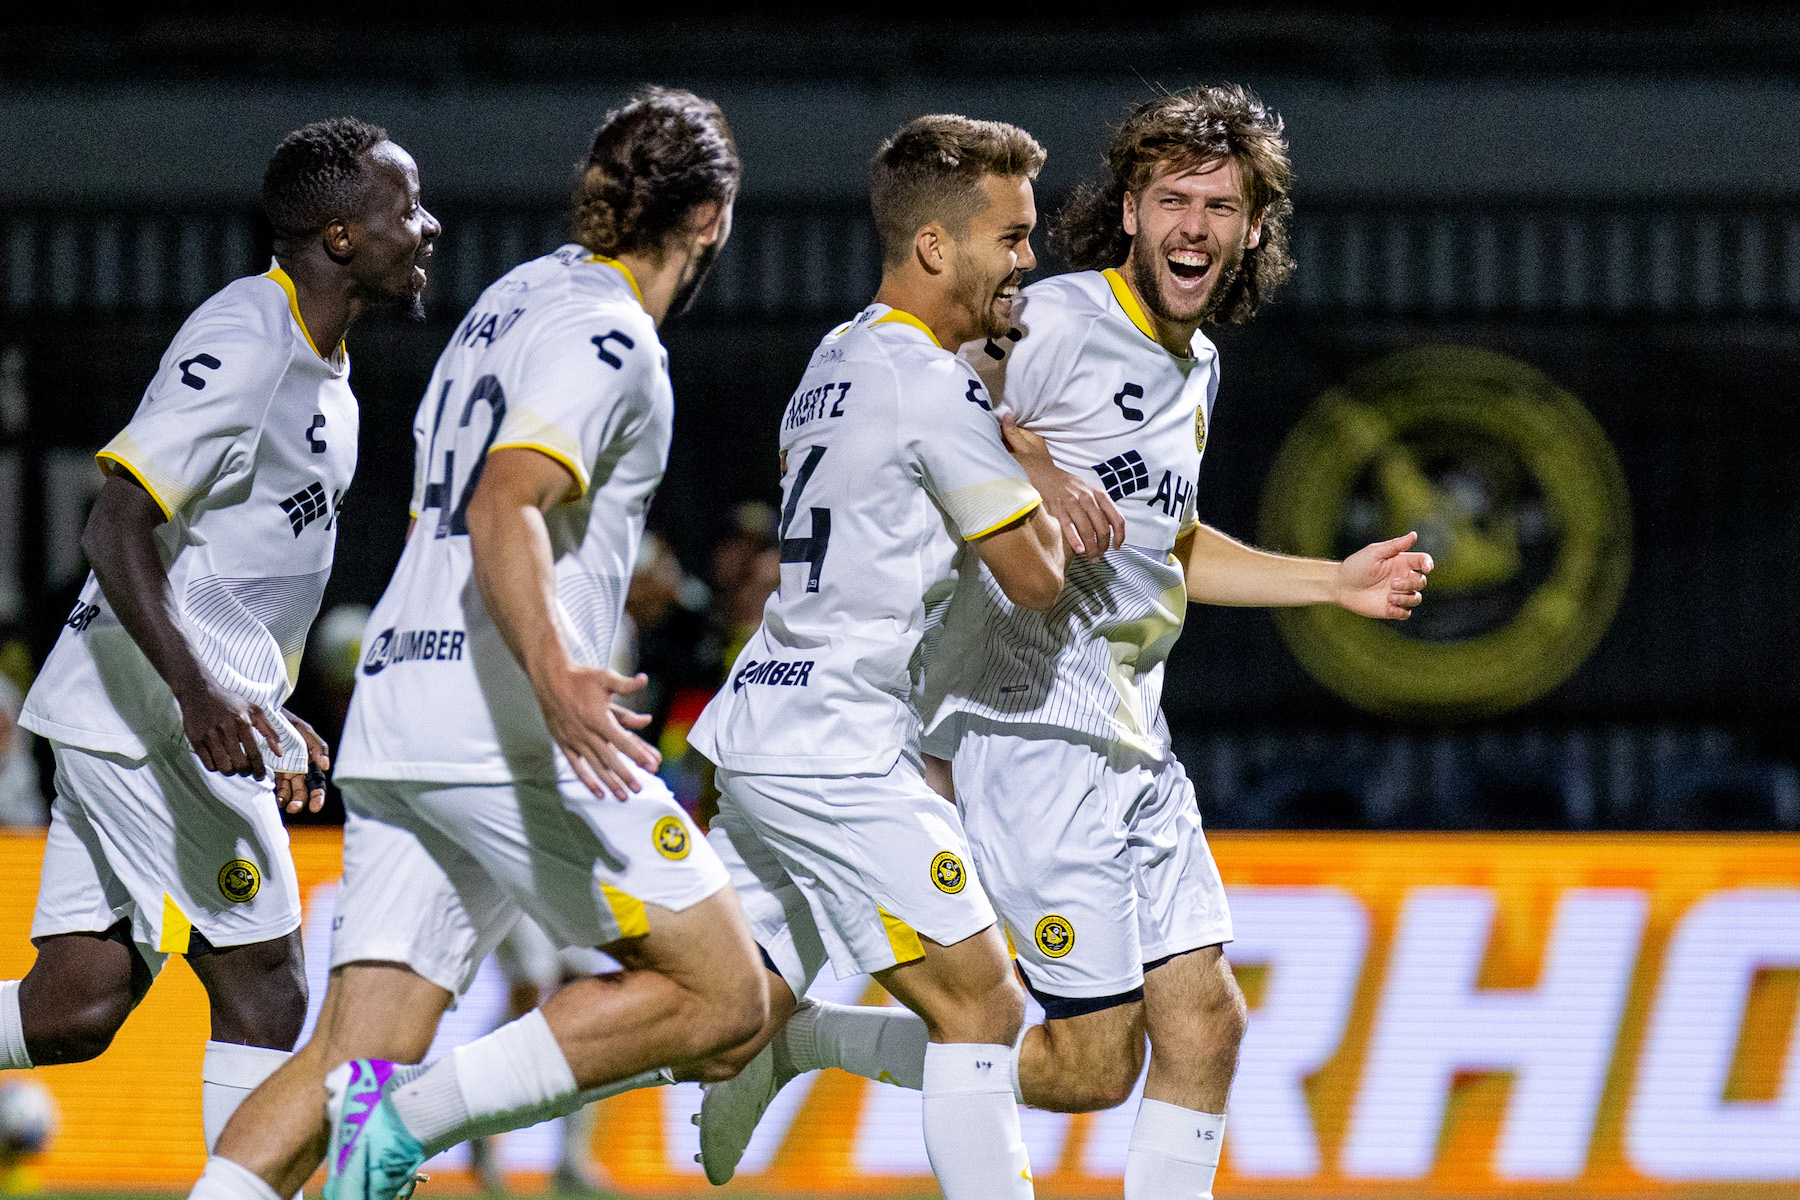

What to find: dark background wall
left=4, top=9, right=1797, bottom=830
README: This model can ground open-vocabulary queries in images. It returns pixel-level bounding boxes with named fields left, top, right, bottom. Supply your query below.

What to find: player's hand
left=1334, top=531, right=1434, bottom=619
left=276, top=709, right=331, bottom=814
left=1000, top=414, right=1125, bottom=559
left=537, top=665, right=662, bottom=802
left=176, top=677, right=283, bottom=780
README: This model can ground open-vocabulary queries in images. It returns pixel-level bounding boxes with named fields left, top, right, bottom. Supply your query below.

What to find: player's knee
left=687, top=960, right=768, bottom=1061
left=28, top=990, right=134, bottom=1064
left=207, top=960, right=309, bottom=1050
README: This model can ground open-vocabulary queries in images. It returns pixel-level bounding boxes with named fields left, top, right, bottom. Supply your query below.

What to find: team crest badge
left=653, top=815, right=691, bottom=860
left=1034, top=914, right=1075, bottom=958
left=218, top=859, right=261, bottom=904
left=930, top=851, right=966, bottom=894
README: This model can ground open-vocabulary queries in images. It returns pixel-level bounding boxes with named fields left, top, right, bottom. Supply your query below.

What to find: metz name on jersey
left=21, top=265, right=356, bottom=771
left=689, top=305, right=1040, bottom=778
left=334, top=246, right=669, bottom=785
left=922, top=268, right=1218, bottom=759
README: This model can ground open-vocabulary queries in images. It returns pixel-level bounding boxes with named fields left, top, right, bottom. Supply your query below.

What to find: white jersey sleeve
left=906, top=360, right=1041, bottom=541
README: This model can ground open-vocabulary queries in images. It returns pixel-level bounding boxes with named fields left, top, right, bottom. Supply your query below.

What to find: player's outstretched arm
left=1179, top=523, right=1432, bottom=619
left=464, top=447, right=661, bottom=801
left=998, top=414, right=1125, bottom=558
left=81, top=472, right=284, bottom=779
left=971, top=503, right=1065, bottom=611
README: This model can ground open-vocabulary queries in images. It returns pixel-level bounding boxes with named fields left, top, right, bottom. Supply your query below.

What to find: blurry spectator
left=0, top=669, right=42, bottom=827
left=709, top=501, right=780, bottom=671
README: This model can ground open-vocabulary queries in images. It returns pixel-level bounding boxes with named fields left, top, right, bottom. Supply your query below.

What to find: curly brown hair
left=870, top=115, right=1046, bottom=267
left=262, top=117, right=389, bottom=243
left=573, top=86, right=740, bottom=258
left=1054, top=85, right=1294, bottom=325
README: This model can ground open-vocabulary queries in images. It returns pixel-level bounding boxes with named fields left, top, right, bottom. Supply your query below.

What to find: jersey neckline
left=1101, top=268, right=1194, bottom=362
left=870, top=307, right=943, bottom=348
left=262, top=264, right=346, bottom=369
left=584, top=254, right=646, bottom=310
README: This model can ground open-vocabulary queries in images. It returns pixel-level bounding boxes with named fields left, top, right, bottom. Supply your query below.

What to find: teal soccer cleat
left=324, top=1059, right=430, bottom=1200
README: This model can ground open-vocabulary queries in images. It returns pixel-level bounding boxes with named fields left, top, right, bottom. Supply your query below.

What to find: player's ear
left=1121, top=189, right=1140, bottom=238
left=322, top=216, right=355, bottom=264
left=1243, top=210, right=1264, bottom=250
left=915, top=223, right=948, bottom=275
left=690, top=200, right=731, bottom=249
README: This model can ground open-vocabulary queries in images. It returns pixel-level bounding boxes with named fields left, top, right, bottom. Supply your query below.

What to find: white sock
left=1124, top=1098, right=1225, bottom=1200
left=920, top=1042, right=1033, bottom=1200
left=391, top=1009, right=577, bottom=1155
left=188, top=1154, right=282, bottom=1200
left=788, top=1000, right=928, bottom=1090
left=0, top=982, right=30, bottom=1070
left=201, top=1041, right=290, bottom=1153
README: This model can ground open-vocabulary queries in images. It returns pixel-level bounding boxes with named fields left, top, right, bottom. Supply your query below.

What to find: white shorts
left=948, top=725, right=1232, bottom=1014
left=331, top=769, right=726, bottom=999
left=714, top=755, right=995, bottom=989
left=33, top=739, right=302, bottom=976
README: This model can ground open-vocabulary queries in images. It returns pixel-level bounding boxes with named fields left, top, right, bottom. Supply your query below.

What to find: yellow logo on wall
left=652, top=815, right=691, bottom=860
left=1034, top=914, right=1075, bottom=958
left=1259, top=346, right=1631, bottom=720
left=217, top=859, right=260, bottom=904
left=930, top=851, right=966, bottom=894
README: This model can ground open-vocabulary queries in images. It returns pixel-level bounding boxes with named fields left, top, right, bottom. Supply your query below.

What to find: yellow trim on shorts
left=1003, top=922, right=1018, bottom=959
left=965, top=497, right=1042, bottom=542
left=603, top=884, right=650, bottom=939
left=871, top=308, right=943, bottom=348
left=878, top=906, right=926, bottom=966
left=95, top=450, right=176, bottom=520
left=487, top=441, right=588, bottom=501
left=158, top=894, right=193, bottom=954
left=1102, top=267, right=1159, bottom=344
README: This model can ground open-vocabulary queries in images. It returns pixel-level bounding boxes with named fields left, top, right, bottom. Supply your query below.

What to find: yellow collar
left=262, top=264, right=341, bottom=364
left=586, top=254, right=646, bottom=309
left=870, top=308, right=943, bottom=348
left=1102, top=267, right=1162, bottom=347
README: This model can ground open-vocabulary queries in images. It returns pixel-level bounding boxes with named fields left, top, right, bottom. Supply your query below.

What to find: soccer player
left=187, top=88, right=763, bottom=1200
left=687, top=114, right=1065, bottom=1200
left=699, top=87, right=1432, bottom=1200
left=3, top=117, right=438, bottom=1153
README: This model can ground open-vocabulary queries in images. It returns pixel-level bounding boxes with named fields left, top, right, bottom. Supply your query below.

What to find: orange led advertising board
left=0, top=829, right=1793, bottom=1195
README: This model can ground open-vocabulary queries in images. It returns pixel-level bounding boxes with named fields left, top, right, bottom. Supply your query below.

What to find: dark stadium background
left=3, top=8, right=1798, bottom=835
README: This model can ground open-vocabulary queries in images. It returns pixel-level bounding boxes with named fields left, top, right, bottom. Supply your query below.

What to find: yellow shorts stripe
left=158, top=893, right=192, bottom=955
left=877, top=906, right=926, bottom=966
left=602, top=884, right=650, bottom=940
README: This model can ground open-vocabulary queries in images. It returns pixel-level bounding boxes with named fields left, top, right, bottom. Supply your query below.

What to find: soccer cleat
left=696, top=1009, right=804, bottom=1185
left=324, top=1059, right=430, bottom=1200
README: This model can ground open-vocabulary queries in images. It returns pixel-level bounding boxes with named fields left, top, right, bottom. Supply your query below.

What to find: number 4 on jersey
left=779, top=446, right=830, bottom=593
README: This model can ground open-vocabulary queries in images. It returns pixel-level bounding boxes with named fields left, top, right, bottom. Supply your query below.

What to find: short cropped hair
left=870, top=115, right=1047, bottom=267
left=262, top=117, right=390, bottom=242
left=573, top=86, right=741, bottom=258
left=1055, top=85, right=1295, bottom=324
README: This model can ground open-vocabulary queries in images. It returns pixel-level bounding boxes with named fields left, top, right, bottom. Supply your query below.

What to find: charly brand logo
left=1260, top=346, right=1631, bottom=720
left=218, top=859, right=261, bottom=903
left=653, top=815, right=691, bottom=860
left=931, top=851, right=966, bottom=894
left=1034, top=914, right=1075, bottom=958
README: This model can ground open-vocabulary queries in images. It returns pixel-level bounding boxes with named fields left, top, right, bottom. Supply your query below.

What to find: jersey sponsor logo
left=361, top=626, right=468, bottom=675
left=453, top=307, right=527, bottom=350
left=64, top=601, right=100, bottom=632
left=177, top=353, right=220, bottom=390
left=306, top=413, right=327, bottom=454
left=590, top=329, right=635, bottom=369
left=217, top=859, right=261, bottom=903
left=782, top=381, right=851, bottom=430
left=931, top=851, right=967, bottom=894
left=731, top=658, right=816, bottom=691
left=278, top=481, right=338, bottom=537
left=1113, top=382, right=1146, bottom=421
left=980, top=326, right=1022, bottom=360
left=652, top=815, right=691, bottom=860
left=1034, top=913, right=1075, bottom=958
left=1149, top=469, right=1194, bottom=517
left=1093, top=450, right=1150, bottom=501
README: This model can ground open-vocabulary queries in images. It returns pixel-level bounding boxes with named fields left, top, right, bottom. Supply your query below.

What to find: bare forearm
left=466, top=497, right=573, bottom=690
left=82, top=484, right=209, bottom=695
left=1181, top=523, right=1336, bottom=606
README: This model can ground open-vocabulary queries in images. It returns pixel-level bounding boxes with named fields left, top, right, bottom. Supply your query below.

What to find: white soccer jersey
left=921, top=269, right=1218, bottom=759
left=22, top=265, right=357, bottom=771
left=688, top=305, right=1041, bottom=777
left=334, top=246, right=670, bottom=784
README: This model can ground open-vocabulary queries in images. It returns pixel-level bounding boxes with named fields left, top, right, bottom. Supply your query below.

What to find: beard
left=1128, top=232, right=1243, bottom=330
left=669, top=238, right=724, bottom=319
left=954, top=250, right=1019, bottom=342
